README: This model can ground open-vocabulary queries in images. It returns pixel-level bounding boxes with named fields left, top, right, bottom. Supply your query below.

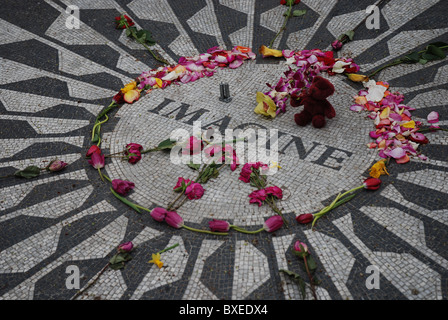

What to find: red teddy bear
left=292, top=76, right=336, bottom=128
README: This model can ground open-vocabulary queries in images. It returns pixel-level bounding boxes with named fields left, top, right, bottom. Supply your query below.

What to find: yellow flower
left=258, top=45, right=283, bottom=58
left=369, top=159, right=389, bottom=178
left=347, top=73, right=369, bottom=82
left=120, top=81, right=137, bottom=94
left=254, top=92, right=277, bottom=118
left=148, top=253, right=163, bottom=268
left=270, top=161, right=282, bottom=169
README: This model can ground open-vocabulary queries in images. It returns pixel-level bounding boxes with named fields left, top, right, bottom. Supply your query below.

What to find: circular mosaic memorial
left=0, top=0, right=447, bottom=302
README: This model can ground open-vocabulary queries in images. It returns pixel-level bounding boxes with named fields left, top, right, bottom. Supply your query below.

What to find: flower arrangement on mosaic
left=89, top=45, right=255, bottom=148
left=280, top=240, right=319, bottom=300
left=255, top=48, right=359, bottom=119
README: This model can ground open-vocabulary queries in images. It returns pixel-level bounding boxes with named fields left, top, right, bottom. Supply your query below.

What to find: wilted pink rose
left=265, top=186, right=283, bottom=199
left=263, top=215, right=283, bottom=232
left=118, top=241, right=133, bottom=253
left=165, top=211, right=184, bottom=229
left=150, top=207, right=167, bottom=222
left=47, top=160, right=68, bottom=172
left=331, top=40, right=343, bottom=51
left=295, top=213, right=313, bottom=224
left=88, top=152, right=105, bottom=169
left=185, top=182, right=205, bottom=200
left=294, top=241, right=308, bottom=253
left=208, top=219, right=230, bottom=232
left=126, top=143, right=143, bottom=153
left=249, top=189, right=267, bottom=207
left=238, top=163, right=253, bottom=183
left=125, top=143, right=143, bottom=164
left=111, top=179, right=135, bottom=196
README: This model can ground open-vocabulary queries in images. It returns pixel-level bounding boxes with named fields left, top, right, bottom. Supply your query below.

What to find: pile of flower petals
left=350, top=80, right=429, bottom=163
left=262, top=49, right=359, bottom=115
left=136, top=46, right=255, bottom=91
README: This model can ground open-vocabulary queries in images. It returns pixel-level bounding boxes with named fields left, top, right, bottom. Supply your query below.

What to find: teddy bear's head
left=307, top=76, right=335, bottom=100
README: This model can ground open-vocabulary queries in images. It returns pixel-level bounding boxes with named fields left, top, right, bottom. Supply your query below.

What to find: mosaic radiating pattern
left=0, top=0, right=447, bottom=300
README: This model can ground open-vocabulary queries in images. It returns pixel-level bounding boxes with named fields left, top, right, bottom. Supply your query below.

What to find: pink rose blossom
left=185, top=182, right=205, bottom=200
left=111, top=179, right=135, bottom=196
left=249, top=189, right=267, bottom=207
left=265, top=186, right=283, bottom=199
left=117, top=241, right=133, bottom=253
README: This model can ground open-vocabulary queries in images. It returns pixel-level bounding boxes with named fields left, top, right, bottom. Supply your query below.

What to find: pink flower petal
left=427, top=111, right=439, bottom=123
left=229, top=58, right=243, bottom=69
left=388, top=147, right=406, bottom=159
left=350, top=104, right=364, bottom=112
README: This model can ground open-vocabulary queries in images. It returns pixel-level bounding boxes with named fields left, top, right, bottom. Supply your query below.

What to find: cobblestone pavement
left=0, top=0, right=447, bottom=301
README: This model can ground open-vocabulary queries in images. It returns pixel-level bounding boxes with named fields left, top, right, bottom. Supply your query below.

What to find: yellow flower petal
left=155, top=78, right=163, bottom=88
left=347, top=73, right=369, bottom=82
left=369, top=159, right=389, bottom=178
left=124, top=89, right=140, bottom=104
left=380, top=107, right=390, bottom=120
left=258, top=45, right=283, bottom=58
left=401, top=120, right=415, bottom=129
left=254, top=92, right=277, bottom=118
left=120, top=81, right=137, bottom=94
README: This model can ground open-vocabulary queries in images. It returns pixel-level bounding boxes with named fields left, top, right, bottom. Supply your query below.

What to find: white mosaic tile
left=183, top=240, right=224, bottom=300
left=232, top=240, right=270, bottom=299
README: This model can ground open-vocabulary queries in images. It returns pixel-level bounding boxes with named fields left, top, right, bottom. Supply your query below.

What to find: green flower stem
left=303, top=255, right=318, bottom=300
left=96, top=102, right=117, bottom=122
left=167, top=191, right=186, bottom=211
left=134, top=204, right=152, bottom=212
left=103, top=174, right=112, bottom=182
left=141, top=147, right=161, bottom=154
left=268, top=2, right=292, bottom=49
left=182, top=225, right=228, bottom=236
left=418, top=127, right=448, bottom=133
left=312, top=186, right=363, bottom=228
left=110, top=187, right=142, bottom=213
left=124, top=23, right=169, bottom=65
left=97, top=167, right=104, bottom=182
left=266, top=196, right=288, bottom=227
left=91, top=113, right=109, bottom=144
left=139, top=40, right=170, bottom=65
left=368, top=60, right=403, bottom=78
left=157, top=243, right=179, bottom=255
left=173, top=195, right=188, bottom=211
left=230, top=226, right=264, bottom=234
